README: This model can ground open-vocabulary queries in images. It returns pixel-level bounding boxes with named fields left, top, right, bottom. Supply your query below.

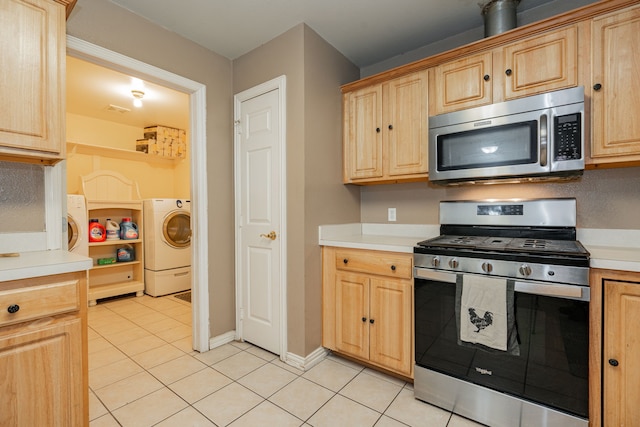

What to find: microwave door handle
left=539, top=114, right=548, bottom=167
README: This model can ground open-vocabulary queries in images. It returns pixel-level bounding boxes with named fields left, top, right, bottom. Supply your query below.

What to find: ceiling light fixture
left=131, top=89, right=144, bottom=108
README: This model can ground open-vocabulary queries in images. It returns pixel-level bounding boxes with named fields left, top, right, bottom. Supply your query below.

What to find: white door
left=235, top=77, right=286, bottom=356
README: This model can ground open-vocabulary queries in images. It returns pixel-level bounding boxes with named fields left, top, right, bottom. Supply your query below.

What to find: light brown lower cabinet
left=590, top=268, right=640, bottom=427
left=0, top=271, right=88, bottom=426
left=323, top=247, right=413, bottom=378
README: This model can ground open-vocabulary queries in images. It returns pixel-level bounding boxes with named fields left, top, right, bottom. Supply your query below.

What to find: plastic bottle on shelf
left=106, top=218, right=120, bottom=240
left=88, top=219, right=106, bottom=242
left=120, top=217, right=139, bottom=240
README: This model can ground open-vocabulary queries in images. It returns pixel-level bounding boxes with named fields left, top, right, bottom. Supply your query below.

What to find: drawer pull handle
left=343, top=259, right=348, bottom=264
left=7, top=304, right=20, bottom=314
left=390, top=265, right=396, bottom=271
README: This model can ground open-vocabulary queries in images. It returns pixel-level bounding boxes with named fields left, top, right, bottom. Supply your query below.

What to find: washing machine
left=67, top=194, right=88, bottom=256
left=143, top=198, right=191, bottom=296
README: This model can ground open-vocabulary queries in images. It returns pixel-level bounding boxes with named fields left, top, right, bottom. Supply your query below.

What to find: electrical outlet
left=388, top=207, right=397, bottom=222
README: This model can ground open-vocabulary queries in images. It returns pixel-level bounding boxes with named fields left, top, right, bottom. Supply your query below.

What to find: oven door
left=414, top=268, right=589, bottom=426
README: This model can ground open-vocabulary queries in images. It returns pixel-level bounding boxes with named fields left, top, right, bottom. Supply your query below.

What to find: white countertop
left=0, top=250, right=93, bottom=282
left=320, top=224, right=640, bottom=273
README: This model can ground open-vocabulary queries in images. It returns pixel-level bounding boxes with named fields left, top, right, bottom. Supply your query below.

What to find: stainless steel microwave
left=428, top=86, right=585, bottom=185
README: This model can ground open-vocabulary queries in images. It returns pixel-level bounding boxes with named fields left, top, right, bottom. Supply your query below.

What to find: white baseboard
left=284, top=346, right=328, bottom=371
left=208, top=330, right=236, bottom=350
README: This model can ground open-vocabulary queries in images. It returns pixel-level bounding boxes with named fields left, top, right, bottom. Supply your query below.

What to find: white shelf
left=67, top=141, right=180, bottom=164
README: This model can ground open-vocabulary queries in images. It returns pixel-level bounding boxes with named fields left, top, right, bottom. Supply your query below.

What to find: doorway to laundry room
left=64, top=44, right=206, bottom=350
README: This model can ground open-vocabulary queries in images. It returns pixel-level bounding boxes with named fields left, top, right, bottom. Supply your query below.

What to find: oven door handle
left=514, top=280, right=590, bottom=301
left=414, top=267, right=457, bottom=283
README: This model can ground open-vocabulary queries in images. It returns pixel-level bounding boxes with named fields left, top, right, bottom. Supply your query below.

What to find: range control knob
left=449, top=258, right=459, bottom=269
left=482, top=262, right=493, bottom=273
left=431, top=256, right=441, bottom=267
left=519, top=264, right=532, bottom=277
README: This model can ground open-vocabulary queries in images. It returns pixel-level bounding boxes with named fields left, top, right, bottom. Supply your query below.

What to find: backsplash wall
left=360, top=166, right=640, bottom=229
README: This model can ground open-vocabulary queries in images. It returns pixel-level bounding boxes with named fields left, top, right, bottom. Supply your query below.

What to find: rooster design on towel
left=468, top=308, right=493, bottom=332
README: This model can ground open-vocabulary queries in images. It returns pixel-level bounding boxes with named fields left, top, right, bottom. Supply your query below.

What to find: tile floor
left=88, top=293, right=485, bottom=427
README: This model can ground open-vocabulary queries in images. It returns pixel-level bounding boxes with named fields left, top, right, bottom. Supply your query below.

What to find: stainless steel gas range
left=413, top=198, right=590, bottom=427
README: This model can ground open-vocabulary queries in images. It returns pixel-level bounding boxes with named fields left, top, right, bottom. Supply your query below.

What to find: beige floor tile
left=143, top=317, right=185, bottom=334
left=88, top=346, right=128, bottom=371
left=174, top=312, right=193, bottom=325
left=447, top=414, right=487, bottom=427
left=156, top=323, right=192, bottom=342
left=87, top=327, right=100, bottom=340
left=94, top=371, right=164, bottom=411
left=148, top=354, right=207, bottom=385
left=245, top=345, right=278, bottom=361
left=193, top=382, right=263, bottom=426
left=89, top=357, right=144, bottom=390
left=302, top=358, right=360, bottom=392
left=308, top=394, right=381, bottom=427
left=131, top=343, right=185, bottom=369
left=101, top=325, right=153, bottom=345
left=374, top=415, right=408, bottom=427
left=384, top=388, right=450, bottom=427
left=170, top=335, right=195, bottom=353
left=88, top=390, right=108, bottom=421
left=270, top=358, right=305, bottom=375
left=362, top=367, right=407, bottom=387
left=169, top=367, right=233, bottom=403
left=193, top=343, right=242, bottom=365
left=213, top=351, right=268, bottom=380
left=162, top=304, right=191, bottom=318
left=154, top=406, right=216, bottom=426
left=327, top=353, right=367, bottom=371
left=91, top=318, right=138, bottom=335
left=340, top=371, right=403, bottom=412
left=229, top=340, right=252, bottom=350
left=269, top=377, right=335, bottom=421
left=89, top=413, right=121, bottom=427
left=237, top=362, right=297, bottom=398
left=116, top=334, right=167, bottom=356
left=111, top=387, right=188, bottom=427
left=129, top=310, right=171, bottom=325
left=88, top=336, right=115, bottom=354
left=229, top=400, right=303, bottom=427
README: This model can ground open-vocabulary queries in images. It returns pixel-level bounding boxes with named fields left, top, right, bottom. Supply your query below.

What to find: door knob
left=260, top=231, right=277, bottom=240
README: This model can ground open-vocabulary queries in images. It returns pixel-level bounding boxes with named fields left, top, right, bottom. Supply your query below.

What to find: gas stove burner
left=521, top=239, right=548, bottom=249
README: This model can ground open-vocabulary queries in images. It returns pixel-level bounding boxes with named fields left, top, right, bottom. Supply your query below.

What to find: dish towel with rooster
left=455, top=275, right=519, bottom=355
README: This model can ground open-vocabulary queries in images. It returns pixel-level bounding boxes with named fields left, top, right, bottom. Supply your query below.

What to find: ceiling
left=109, top=0, right=556, bottom=68
left=68, top=0, right=557, bottom=131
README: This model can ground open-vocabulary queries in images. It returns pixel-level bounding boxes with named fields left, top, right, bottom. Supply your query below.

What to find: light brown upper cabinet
left=430, top=26, right=578, bottom=115
left=0, top=0, right=69, bottom=164
left=343, top=71, right=428, bottom=184
left=589, top=5, right=640, bottom=166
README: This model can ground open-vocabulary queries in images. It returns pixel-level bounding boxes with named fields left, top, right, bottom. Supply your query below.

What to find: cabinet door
left=430, top=51, right=493, bottom=115
left=385, top=71, right=428, bottom=177
left=0, top=0, right=65, bottom=162
left=591, top=7, right=640, bottom=160
left=502, top=26, right=577, bottom=100
left=604, top=279, right=640, bottom=426
left=344, top=85, right=384, bottom=181
left=0, top=317, right=84, bottom=426
left=335, top=272, right=369, bottom=360
left=369, top=278, right=412, bottom=376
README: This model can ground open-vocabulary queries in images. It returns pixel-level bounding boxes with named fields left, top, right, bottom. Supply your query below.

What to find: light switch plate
left=388, top=207, right=396, bottom=222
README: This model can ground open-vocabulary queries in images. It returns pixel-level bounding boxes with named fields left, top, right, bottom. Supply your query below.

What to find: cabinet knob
left=343, top=258, right=348, bottom=264
left=362, top=317, right=367, bottom=322
left=7, top=304, right=20, bottom=314
left=483, top=74, right=490, bottom=81
left=609, top=358, right=619, bottom=367
left=390, top=265, right=396, bottom=271
left=505, top=69, right=512, bottom=76
left=369, top=318, right=375, bottom=324
left=388, top=124, right=393, bottom=130
left=376, top=127, right=381, bottom=133
left=593, top=83, right=602, bottom=91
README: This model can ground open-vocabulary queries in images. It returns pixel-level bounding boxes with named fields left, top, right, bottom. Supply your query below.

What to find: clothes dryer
left=67, top=194, right=88, bottom=256
left=143, top=198, right=191, bottom=296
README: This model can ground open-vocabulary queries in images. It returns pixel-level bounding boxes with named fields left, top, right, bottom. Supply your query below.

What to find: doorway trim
left=66, top=36, right=210, bottom=352
left=233, top=75, right=287, bottom=359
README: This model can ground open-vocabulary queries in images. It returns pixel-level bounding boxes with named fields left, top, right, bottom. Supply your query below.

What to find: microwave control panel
left=554, top=113, right=582, bottom=161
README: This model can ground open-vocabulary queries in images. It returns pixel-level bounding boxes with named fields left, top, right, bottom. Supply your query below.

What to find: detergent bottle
left=88, top=219, right=106, bottom=242
left=105, top=218, right=120, bottom=240
left=119, top=218, right=139, bottom=240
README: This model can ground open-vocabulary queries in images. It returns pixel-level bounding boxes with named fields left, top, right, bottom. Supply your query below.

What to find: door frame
left=66, top=36, right=210, bottom=352
left=233, top=75, right=287, bottom=359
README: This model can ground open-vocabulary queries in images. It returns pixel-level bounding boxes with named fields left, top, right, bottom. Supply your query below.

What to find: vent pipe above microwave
left=481, top=0, right=520, bottom=37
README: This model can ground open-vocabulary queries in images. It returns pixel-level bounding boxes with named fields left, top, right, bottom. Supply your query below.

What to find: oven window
left=414, top=278, right=588, bottom=418
left=436, top=121, right=538, bottom=171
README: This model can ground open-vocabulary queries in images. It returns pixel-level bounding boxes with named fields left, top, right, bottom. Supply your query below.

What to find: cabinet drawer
left=335, top=249, right=412, bottom=279
left=0, top=280, right=79, bottom=327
